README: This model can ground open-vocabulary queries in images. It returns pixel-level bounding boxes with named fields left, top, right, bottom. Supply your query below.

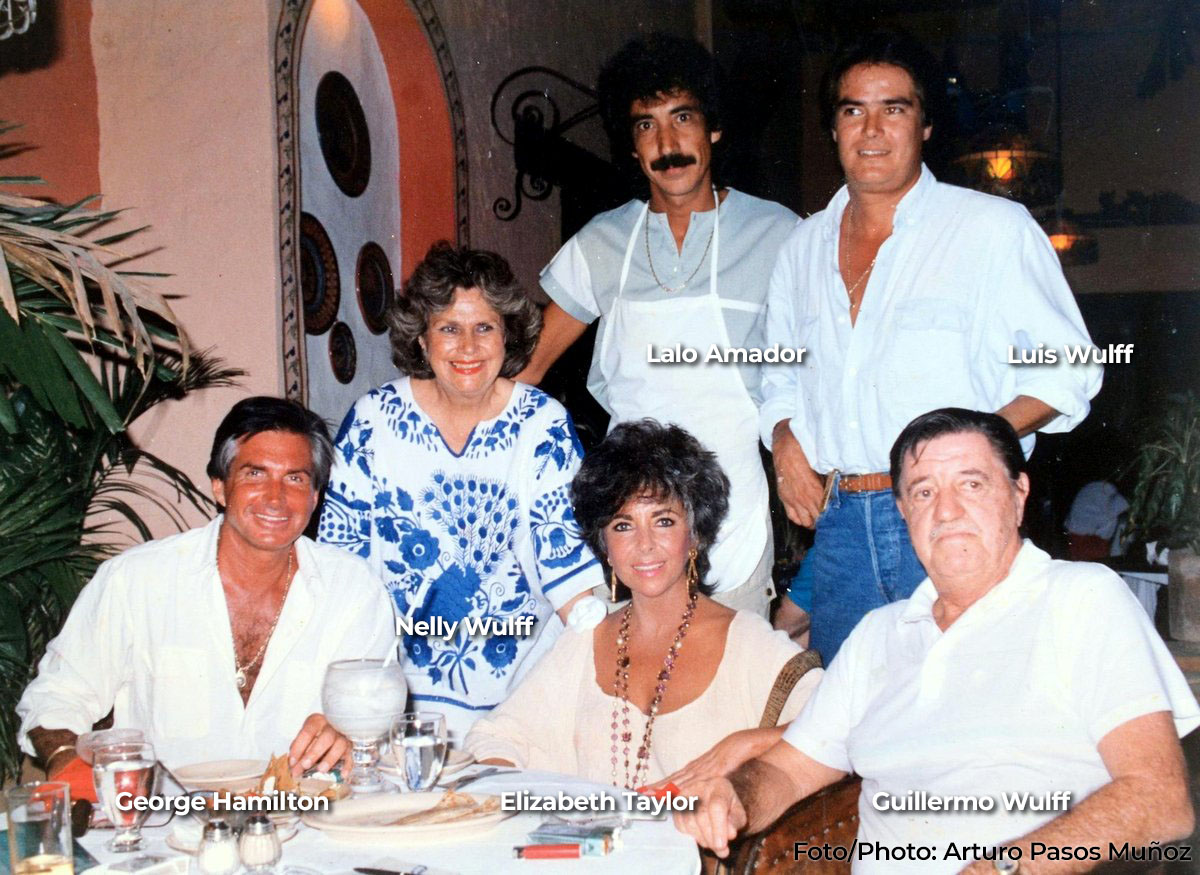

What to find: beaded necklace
left=610, top=590, right=699, bottom=789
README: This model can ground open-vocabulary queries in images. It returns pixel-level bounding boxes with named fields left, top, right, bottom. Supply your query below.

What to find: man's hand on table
left=289, top=713, right=350, bottom=777
left=672, top=776, right=747, bottom=859
left=771, top=421, right=825, bottom=528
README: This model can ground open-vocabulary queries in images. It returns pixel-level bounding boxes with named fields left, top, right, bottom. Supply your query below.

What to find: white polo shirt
left=783, top=542, right=1200, bottom=873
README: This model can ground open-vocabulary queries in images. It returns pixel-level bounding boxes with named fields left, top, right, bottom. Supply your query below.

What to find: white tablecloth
left=1119, top=570, right=1168, bottom=620
left=79, top=768, right=701, bottom=875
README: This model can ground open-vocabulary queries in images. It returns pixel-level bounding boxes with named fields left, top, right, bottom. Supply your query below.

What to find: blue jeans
left=809, top=482, right=926, bottom=662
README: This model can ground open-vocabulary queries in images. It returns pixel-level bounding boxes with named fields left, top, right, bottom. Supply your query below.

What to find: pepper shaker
left=238, top=813, right=283, bottom=872
left=196, top=819, right=239, bottom=875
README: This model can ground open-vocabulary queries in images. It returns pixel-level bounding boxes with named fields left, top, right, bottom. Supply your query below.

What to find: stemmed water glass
left=321, top=658, right=408, bottom=794
left=390, top=712, right=447, bottom=792
left=92, top=741, right=159, bottom=853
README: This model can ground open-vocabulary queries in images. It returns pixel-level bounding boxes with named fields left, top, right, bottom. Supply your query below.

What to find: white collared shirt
left=17, top=517, right=396, bottom=768
left=783, top=543, right=1200, bottom=873
left=759, top=166, right=1103, bottom=472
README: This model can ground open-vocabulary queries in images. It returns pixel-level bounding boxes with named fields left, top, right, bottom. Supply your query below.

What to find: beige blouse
left=464, top=611, right=822, bottom=786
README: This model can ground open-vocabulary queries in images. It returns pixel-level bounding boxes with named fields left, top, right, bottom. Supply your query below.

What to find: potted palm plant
left=1125, top=393, right=1200, bottom=641
left=0, top=123, right=240, bottom=782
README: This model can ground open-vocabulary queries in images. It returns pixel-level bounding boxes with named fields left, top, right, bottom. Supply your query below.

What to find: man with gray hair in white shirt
left=762, top=30, right=1101, bottom=660
left=19, top=397, right=396, bottom=782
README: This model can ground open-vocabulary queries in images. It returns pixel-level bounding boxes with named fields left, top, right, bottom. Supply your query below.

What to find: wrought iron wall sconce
left=489, top=66, right=623, bottom=225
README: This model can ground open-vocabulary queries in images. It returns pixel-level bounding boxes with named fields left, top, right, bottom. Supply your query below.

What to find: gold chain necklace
left=844, top=254, right=877, bottom=302
left=219, top=540, right=295, bottom=690
left=842, top=200, right=895, bottom=305
left=644, top=189, right=718, bottom=294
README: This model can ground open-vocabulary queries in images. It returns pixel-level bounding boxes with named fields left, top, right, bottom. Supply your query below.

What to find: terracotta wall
left=0, top=2, right=100, bottom=204
left=90, top=0, right=283, bottom=528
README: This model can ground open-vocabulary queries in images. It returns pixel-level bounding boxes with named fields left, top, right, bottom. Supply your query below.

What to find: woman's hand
left=476, top=757, right=516, bottom=767
left=658, top=728, right=781, bottom=788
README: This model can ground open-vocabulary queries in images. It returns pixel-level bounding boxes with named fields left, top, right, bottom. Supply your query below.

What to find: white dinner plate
left=379, top=747, right=473, bottom=782
left=174, top=759, right=266, bottom=792
left=302, top=791, right=510, bottom=844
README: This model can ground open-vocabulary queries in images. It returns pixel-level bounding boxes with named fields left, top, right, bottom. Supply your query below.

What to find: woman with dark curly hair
left=466, top=420, right=821, bottom=788
left=318, top=242, right=603, bottom=739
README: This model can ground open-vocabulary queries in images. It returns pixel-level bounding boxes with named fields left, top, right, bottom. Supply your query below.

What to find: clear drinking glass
left=92, top=741, right=158, bottom=853
left=390, top=712, right=447, bottom=792
left=5, top=782, right=74, bottom=874
left=75, top=728, right=144, bottom=766
left=321, top=658, right=407, bottom=794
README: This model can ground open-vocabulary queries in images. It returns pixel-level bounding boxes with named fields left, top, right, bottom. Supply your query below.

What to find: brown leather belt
left=830, top=472, right=893, bottom=493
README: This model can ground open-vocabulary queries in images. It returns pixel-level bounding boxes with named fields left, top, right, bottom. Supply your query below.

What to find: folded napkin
left=50, top=754, right=99, bottom=803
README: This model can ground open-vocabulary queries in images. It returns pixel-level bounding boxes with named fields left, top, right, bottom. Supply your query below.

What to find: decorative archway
left=273, top=0, right=468, bottom=402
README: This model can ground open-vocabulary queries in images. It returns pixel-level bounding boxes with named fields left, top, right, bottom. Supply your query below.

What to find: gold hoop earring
left=687, top=548, right=698, bottom=594
left=610, top=568, right=619, bottom=603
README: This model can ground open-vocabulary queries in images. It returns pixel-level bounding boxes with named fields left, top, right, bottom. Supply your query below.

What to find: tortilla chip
left=256, top=754, right=298, bottom=794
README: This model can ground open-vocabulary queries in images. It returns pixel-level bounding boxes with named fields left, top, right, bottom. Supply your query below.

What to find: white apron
left=591, top=195, right=768, bottom=591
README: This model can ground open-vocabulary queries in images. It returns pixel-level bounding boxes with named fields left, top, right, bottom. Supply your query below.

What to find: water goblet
left=92, top=741, right=159, bottom=853
left=390, top=712, right=447, bottom=792
left=321, top=658, right=407, bottom=794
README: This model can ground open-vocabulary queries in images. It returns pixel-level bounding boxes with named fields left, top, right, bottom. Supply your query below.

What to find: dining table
left=75, top=766, right=702, bottom=874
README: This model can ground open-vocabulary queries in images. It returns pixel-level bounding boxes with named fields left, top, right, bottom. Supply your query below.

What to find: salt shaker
left=196, top=819, right=239, bottom=875
left=238, top=813, right=283, bottom=872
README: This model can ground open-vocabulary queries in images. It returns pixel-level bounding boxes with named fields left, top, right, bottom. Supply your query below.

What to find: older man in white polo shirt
left=675, top=408, right=1198, bottom=873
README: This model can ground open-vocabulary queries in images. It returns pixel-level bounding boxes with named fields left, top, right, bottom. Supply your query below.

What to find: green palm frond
left=0, top=125, right=244, bottom=783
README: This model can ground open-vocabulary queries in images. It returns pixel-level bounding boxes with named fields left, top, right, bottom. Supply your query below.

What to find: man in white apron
left=518, top=34, right=798, bottom=616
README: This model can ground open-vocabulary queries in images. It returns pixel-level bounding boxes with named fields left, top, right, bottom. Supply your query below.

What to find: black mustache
left=649, top=153, right=697, bottom=172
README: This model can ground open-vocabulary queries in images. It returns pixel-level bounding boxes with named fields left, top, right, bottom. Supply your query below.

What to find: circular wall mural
left=316, top=70, right=371, bottom=198
left=356, top=242, right=394, bottom=335
left=300, top=213, right=339, bottom=335
left=328, top=321, right=357, bottom=384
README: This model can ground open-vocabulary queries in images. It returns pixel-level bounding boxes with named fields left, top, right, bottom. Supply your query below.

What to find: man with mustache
left=676, top=408, right=1198, bottom=873
left=518, top=33, right=798, bottom=616
left=761, top=30, right=1101, bottom=660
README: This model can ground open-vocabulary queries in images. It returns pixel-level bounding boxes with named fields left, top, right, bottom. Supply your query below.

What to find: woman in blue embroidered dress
left=318, top=243, right=602, bottom=739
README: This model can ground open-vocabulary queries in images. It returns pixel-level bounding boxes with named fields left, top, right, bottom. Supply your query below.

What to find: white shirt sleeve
left=525, top=407, right=603, bottom=611
left=463, top=628, right=587, bottom=770
left=16, top=558, right=131, bottom=752
left=539, top=236, right=601, bottom=324
left=780, top=610, right=881, bottom=773
left=983, top=210, right=1103, bottom=431
left=759, top=235, right=803, bottom=449
left=1051, top=565, right=1200, bottom=742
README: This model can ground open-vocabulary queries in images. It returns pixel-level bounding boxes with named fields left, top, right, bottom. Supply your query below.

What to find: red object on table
left=513, top=844, right=583, bottom=859
left=636, top=781, right=681, bottom=799
left=48, top=755, right=98, bottom=803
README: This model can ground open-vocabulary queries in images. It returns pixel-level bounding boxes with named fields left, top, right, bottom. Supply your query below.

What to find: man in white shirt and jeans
left=518, top=33, right=798, bottom=616
left=19, top=397, right=395, bottom=776
left=676, top=408, right=1197, bottom=873
left=763, top=31, right=1101, bottom=659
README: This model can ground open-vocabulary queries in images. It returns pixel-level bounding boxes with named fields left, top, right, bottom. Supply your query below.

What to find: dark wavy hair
left=387, top=242, right=541, bottom=379
left=889, top=408, right=1026, bottom=497
left=820, top=28, right=942, bottom=132
left=206, top=396, right=334, bottom=491
left=598, top=32, right=722, bottom=161
left=571, top=420, right=729, bottom=594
